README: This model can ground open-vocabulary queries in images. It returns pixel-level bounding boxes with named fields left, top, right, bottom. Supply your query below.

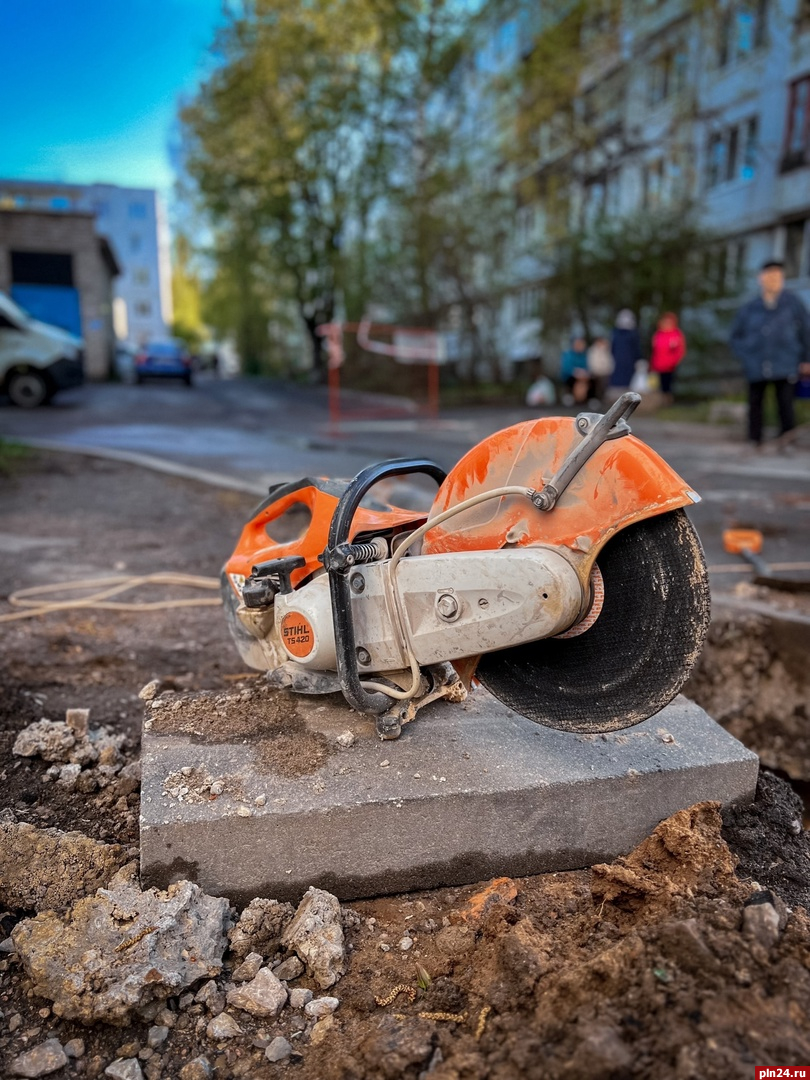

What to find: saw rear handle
left=323, top=458, right=447, bottom=719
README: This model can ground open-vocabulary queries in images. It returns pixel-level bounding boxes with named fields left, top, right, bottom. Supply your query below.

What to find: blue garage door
left=11, top=284, right=82, bottom=337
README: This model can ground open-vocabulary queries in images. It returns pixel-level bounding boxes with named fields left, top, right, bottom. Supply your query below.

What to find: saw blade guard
left=422, top=415, right=700, bottom=574
left=422, top=416, right=710, bottom=733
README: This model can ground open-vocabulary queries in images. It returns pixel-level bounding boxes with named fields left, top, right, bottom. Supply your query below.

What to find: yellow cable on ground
left=0, top=573, right=222, bottom=623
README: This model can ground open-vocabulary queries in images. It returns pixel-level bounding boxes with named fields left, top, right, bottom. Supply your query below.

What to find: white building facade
left=446, top=0, right=810, bottom=373
left=0, top=179, right=172, bottom=345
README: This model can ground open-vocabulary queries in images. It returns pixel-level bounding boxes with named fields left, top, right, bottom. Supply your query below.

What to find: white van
left=0, top=291, right=84, bottom=407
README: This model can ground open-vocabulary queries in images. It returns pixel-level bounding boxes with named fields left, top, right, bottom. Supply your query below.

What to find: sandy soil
left=1, top=452, right=810, bottom=1080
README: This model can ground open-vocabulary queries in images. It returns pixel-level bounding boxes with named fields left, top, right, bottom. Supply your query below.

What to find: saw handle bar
left=324, top=458, right=448, bottom=717
left=531, top=391, right=641, bottom=511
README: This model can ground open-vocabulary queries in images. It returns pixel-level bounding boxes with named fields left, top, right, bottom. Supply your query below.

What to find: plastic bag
left=525, top=376, right=557, bottom=407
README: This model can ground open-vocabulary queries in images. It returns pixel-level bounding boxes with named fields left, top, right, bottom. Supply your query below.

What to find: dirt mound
left=3, top=454, right=810, bottom=1079
left=687, top=605, right=810, bottom=780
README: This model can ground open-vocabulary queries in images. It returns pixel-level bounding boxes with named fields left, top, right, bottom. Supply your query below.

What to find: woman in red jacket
left=650, top=312, right=686, bottom=403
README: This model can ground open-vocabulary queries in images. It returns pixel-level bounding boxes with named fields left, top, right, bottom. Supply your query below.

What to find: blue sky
left=1, top=0, right=226, bottom=201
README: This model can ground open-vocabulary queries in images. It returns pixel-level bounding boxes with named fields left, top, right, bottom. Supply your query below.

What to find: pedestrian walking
left=729, top=259, right=810, bottom=446
left=650, top=312, right=686, bottom=403
left=608, top=310, right=642, bottom=396
left=586, top=335, right=613, bottom=405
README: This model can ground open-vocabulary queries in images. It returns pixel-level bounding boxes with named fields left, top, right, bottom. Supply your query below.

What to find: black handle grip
left=325, top=458, right=447, bottom=716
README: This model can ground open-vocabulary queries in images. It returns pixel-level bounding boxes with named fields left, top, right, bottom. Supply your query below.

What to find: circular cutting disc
left=476, top=509, right=711, bottom=733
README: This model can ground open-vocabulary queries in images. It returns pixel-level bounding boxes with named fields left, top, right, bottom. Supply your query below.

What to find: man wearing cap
left=729, top=258, right=810, bottom=445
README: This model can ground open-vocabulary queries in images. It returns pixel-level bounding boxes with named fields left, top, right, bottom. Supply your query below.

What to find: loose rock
left=13, top=720, right=76, bottom=762
left=742, top=899, right=781, bottom=949
left=231, top=951, right=263, bottom=982
left=265, top=1036, right=293, bottom=1062
left=146, top=1026, right=169, bottom=1049
left=64, top=1039, right=85, bottom=1059
left=104, top=1059, right=144, bottom=1080
left=336, top=731, right=355, bottom=748
left=305, top=996, right=339, bottom=1017
left=12, top=867, right=230, bottom=1024
left=273, top=955, right=304, bottom=982
left=139, top=681, right=161, bottom=702
left=310, top=1015, right=337, bottom=1045
left=289, top=988, right=313, bottom=1009
left=9, top=1039, right=68, bottom=1078
left=178, top=1057, right=213, bottom=1080
left=0, top=820, right=127, bottom=913
left=195, top=980, right=225, bottom=1015
left=226, top=967, right=288, bottom=1018
left=206, top=1012, right=242, bottom=1040
left=66, top=708, right=90, bottom=738
left=281, top=886, right=346, bottom=989
left=228, top=897, right=295, bottom=960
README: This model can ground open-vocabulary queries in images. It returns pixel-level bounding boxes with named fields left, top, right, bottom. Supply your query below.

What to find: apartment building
left=449, top=0, right=810, bottom=371
left=0, top=179, right=172, bottom=346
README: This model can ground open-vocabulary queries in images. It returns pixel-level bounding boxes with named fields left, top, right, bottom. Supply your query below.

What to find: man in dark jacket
left=729, top=259, right=810, bottom=445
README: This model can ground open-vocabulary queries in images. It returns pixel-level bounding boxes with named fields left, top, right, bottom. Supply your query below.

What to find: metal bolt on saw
left=222, top=393, right=710, bottom=740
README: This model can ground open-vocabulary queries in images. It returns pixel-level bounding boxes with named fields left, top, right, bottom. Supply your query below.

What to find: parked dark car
left=134, top=341, right=193, bottom=386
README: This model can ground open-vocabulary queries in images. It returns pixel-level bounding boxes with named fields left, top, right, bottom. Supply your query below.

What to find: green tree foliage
left=541, top=207, right=725, bottom=341
left=181, top=0, right=413, bottom=375
left=171, top=233, right=206, bottom=351
left=180, top=0, right=512, bottom=382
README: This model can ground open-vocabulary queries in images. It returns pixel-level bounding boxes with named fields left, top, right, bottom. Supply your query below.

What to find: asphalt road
left=2, top=374, right=808, bottom=583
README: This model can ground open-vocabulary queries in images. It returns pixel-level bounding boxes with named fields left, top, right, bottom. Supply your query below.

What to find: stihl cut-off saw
left=222, top=393, right=710, bottom=739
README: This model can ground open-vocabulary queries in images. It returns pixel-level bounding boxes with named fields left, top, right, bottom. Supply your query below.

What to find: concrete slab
left=139, top=684, right=758, bottom=906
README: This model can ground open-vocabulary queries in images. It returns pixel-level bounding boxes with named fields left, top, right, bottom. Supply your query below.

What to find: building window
left=93, top=199, right=109, bottom=218
left=648, top=49, right=678, bottom=107
left=707, top=118, right=758, bottom=188
left=132, top=267, right=150, bottom=286
left=516, top=287, right=541, bottom=321
left=50, top=196, right=70, bottom=210
left=130, top=234, right=143, bottom=254
left=784, top=220, right=808, bottom=279
left=783, top=76, right=810, bottom=170
left=129, top=202, right=147, bottom=220
left=717, top=1, right=768, bottom=67
left=707, top=133, right=727, bottom=188
left=135, top=301, right=152, bottom=317
left=643, top=159, right=665, bottom=208
left=728, top=239, right=749, bottom=288
left=741, top=117, right=759, bottom=179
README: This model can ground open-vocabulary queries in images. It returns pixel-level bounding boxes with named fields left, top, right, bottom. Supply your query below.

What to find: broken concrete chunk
left=205, top=1012, right=242, bottom=1040
left=305, top=995, right=339, bottom=1017
left=743, top=900, right=781, bottom=949
left=104, top=1059, right=144, bottom=1080
left=12, top=872, right=230, bottom=1025
left=65, top=708, right=90, bottom=738
left=195, top=979, right=225, bottom=1014
left=13, top=720, right=76, bottom=762
left=9, top=1039, right=68, bottom=1078
left=139, top=680, right=161, bottom=702
left=227, top=896, right=295, bottom=960
left=226, top=967, right=288, bottom=1018
left=231, top=951, right=263, bottom=982
left=0, top=820, right=127, bottom=912
left=281, top=886, right=346, bottom=989
left=272, top=955, right=304, bottom=982
left=178, top=1058, right=213, bottom=1080
left=265, top=1036, right=293, bottom=1062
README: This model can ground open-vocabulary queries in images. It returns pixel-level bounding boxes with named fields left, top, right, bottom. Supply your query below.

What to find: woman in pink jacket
left=650, top=312, right=686, bottom=402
